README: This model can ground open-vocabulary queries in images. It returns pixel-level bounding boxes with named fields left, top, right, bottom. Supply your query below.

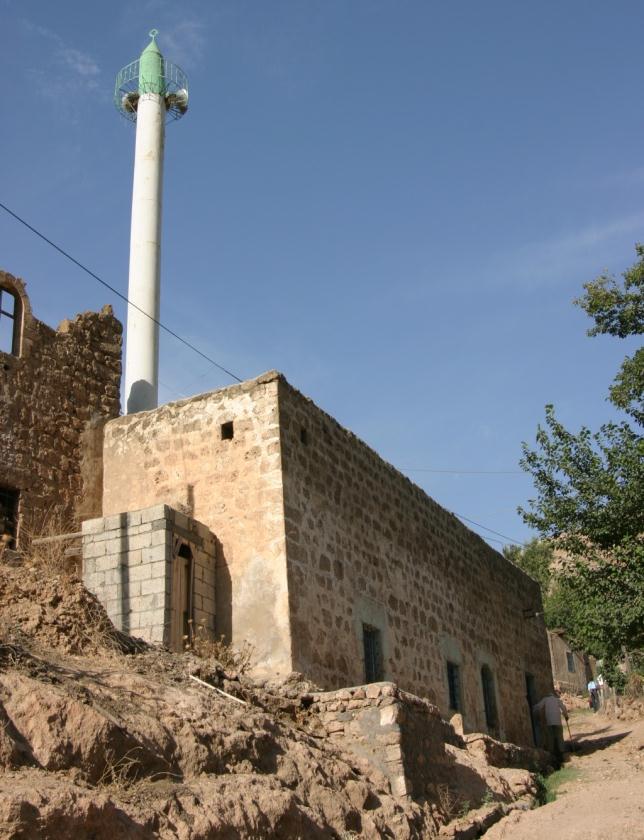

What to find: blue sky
left=1, top=0, right=642, bottom=549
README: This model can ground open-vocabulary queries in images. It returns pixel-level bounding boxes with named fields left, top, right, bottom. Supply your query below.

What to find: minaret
left=115, top=30, right=188, bottom=413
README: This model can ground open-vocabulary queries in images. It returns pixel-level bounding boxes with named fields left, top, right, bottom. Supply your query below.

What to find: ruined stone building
left=0, top=272, right=121, bottom=546
left=1, top=277, right=553, bottom=750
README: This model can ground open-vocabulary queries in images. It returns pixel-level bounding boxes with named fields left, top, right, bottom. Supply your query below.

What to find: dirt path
left=483, top=709, right=644, bottom=839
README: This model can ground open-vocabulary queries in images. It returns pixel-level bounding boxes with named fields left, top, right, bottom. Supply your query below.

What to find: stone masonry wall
left=0, top=271, right=121, bottom=539
left=82, top=504, right=216, bottom=648
left=101, top=372, right=291, bottom=676
left=277, top=377, right=553, bottom=748
left=308, top=682, right=463, bottom=799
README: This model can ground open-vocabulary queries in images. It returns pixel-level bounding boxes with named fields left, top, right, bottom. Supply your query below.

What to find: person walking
left=533, top=689, right=569, bottom=767
left=588, top=678, right=599, bottom=711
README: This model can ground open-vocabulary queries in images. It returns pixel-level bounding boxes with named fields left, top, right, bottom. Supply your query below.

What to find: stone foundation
left=82, top=504, right=216, bottom=649
left=308, top=682, right=463, bottom=798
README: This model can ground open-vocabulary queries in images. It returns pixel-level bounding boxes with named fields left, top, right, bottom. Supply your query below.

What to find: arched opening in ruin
left=0, top=285, right=21, bottom=356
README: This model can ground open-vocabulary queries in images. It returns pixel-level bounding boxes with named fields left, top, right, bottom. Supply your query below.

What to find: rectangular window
left=220, top=421, right=234, bottom=440
left=447, top=661, right=461, bottom=711
left=363, top=624, right=383, bottom=683
left=481, top=665, right=498, bottom=731
left=566, top=651, right=575, bottom=673
left=0, top=486, right=19, bottom=549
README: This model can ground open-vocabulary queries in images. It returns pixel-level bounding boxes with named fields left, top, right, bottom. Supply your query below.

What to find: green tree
left=503, top=539, right=553, bottom=591
left=519, top=246, right=644, bottom=681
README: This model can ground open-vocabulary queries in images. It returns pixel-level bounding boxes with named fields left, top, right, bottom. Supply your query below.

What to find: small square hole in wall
left=221, top=421, right=234, bottom=441
left=300, top=427, right=309, bottom=445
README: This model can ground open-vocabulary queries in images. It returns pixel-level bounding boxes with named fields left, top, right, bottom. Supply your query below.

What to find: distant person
left=588, top=678, right=599, bottom=712
left=533, top=689, right=569, bottom=766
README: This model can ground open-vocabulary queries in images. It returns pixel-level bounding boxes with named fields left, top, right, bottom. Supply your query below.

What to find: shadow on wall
left=215, top=538, right=232, bottom=645
left=127, top=380, right=156, bottom=414
left=118, top=512, right=131, bottom=635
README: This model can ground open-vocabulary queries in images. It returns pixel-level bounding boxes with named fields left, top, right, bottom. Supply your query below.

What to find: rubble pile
left=0, top=559, right=546, bottom=838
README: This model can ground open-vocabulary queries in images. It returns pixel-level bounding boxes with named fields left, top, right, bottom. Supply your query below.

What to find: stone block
left=95, top=554, right=120, bottom=573
left=134, top=593, right=165, bottom=612
left=150, top=529, right=171, bottom=548
left=104, top=537, right=127, bottom=555
left=139, top=576, right=166, bottom=597
left=380, top=705, right=402, bottom=726
left=384, top=745, right=402, bottom=763
left=127, top=532, right=152, bottom=551
left=102, top=513, right=128, bottom=532
left=128, top=563, right=153, bottom=583
left=125, top=510, right=143, bottom=527
left=141, top=504, right=170, bottom=524
left=390, top=775, right=409, bottom=798
left=142, top=545, right=168, bottom=564
left=81, top=517, right=105, bottom=535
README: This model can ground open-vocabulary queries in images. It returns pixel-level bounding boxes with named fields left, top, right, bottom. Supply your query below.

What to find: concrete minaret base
left=124, top=91, right=166, bottom=414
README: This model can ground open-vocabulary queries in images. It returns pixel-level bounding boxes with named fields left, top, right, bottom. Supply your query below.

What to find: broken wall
left=0, top=271, right=121, bottom=540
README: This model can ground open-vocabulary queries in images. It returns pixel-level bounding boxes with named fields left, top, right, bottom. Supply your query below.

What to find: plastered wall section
left=82, top=504, right=216, bottom=647
left=0, top=271, right=121, bottom=536
left=278, top=378, right=553, bottom=748
left=101, top=372, right=292, bottom=676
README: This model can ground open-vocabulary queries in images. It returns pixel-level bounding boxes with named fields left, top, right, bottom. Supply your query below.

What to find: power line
left=404, top=468, right=522, bottom=475
left=0, top=200, right=243, bottom=384
left=1, top=202, right=534, bottom=551
left=451, top=511, right=527, bottom=547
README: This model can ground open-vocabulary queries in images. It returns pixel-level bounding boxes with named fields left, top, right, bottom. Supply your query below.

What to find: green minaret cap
left=139, top=29, right=165, bottom=95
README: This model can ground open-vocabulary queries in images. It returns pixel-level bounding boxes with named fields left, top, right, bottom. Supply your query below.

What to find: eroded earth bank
left=1, top=554, right=636, bottom=839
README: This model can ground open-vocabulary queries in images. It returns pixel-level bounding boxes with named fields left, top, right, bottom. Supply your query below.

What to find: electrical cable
left=1, top=200, right=533, bottom=551
left=403, top=468, right=522, bottom=475
left=0, top=200, right=243, bottom=383
left=450, top=511, right=527, bottom=546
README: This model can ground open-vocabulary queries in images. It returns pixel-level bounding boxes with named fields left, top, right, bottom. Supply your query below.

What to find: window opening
left=447, top=661, right=461, bottom=711
left=300, top=427, right=309, bottom=445
left=481, top=665, right=498, bottom=730
left=220, top=421, right=234, bottom=441
left=0, top=288, right=19, bottom=355
left=566, top=651, right=575, bottom=673
left=0, top=487, right=19, bottom=550
left=363, top=624, right=383, bottom=683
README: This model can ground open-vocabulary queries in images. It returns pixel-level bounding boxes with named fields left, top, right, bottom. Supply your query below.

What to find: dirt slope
left=483, top=711, right=644, bottom=839
left=0, top=558, right=561, bottom=838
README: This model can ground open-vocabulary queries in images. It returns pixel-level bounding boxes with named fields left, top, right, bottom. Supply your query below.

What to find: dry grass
left=95, top=747, right=144, bottom=793
left=431, top=783, right=471, bottom=822
left=184, top=621, right=254, bottom=675
left=625, top=672, right=644, bottom=699
left=19, top=509, right=81, bottom=579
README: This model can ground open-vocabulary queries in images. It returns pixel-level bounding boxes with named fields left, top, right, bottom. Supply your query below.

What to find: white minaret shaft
left=124, top=91, right=166, bottom=413
left=117, top=30, right=188, bottom=412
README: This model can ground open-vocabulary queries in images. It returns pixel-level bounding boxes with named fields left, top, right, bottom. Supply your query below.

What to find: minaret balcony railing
left=115, top=58, right=189, bottom=122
